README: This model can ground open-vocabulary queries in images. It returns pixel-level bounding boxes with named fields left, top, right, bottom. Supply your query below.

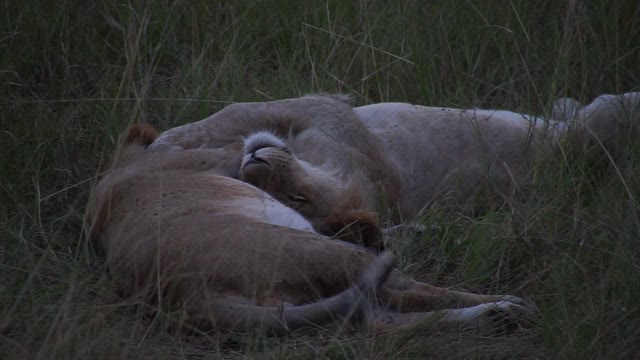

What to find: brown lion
left=90, top=125, right=530, bottom=335
left=150, top=94, right=402, bottom=248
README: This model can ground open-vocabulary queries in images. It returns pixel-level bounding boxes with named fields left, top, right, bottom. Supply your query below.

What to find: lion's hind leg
left=369, top=300, right=530, bottom=334
left=380, top=271, right=530, bottom=313
left=188, top=251, right=395, bottom=335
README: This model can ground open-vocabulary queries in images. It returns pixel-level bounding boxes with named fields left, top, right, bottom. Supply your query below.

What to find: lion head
left=239, top=131, right=384, bottom=249
left=145, top=95, right=402, bottom=249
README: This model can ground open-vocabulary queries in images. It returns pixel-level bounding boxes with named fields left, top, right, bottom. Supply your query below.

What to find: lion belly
left=230, top=197, right=317, bottom=233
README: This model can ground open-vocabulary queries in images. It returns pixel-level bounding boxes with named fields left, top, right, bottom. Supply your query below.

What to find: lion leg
left=368, top=301, right=529, bottom=334
left=188, top=251, right=394, bottom=335
left=379, top=270, right=526, bottom=313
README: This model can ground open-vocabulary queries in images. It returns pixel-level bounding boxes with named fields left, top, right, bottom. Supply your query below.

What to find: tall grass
left=2, top=0, right=639, bottom=358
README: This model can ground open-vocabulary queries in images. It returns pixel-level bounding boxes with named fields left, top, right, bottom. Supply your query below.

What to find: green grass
left=2, top=0, right=640, bottom=358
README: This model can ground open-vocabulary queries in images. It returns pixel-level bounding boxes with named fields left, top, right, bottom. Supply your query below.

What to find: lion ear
left=322, top=209, right=384, bottom=251
left=124, top=124, right=159, bottom=148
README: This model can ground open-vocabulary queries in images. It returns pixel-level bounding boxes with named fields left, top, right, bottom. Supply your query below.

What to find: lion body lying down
left=150, top=93, right=639, bottom=245
left=355, top=92, right=640, bottom=217
left=91, top=127, right=528, bottom=334
left=150, top=95, right=402, bottom=247
left=355, top=104, right=558, bottom=216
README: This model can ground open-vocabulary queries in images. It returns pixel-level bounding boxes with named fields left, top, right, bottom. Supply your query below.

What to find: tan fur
left=151, top=95, right=403, bottom=244
left=149, top=92, right=639, bottom=248
left=318, top=201, right=383, bottom=250
left=91, top=125, right=530, bottom=335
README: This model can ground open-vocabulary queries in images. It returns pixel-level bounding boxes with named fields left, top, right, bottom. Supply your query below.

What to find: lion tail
left=190, top=251, right=394, bottom=335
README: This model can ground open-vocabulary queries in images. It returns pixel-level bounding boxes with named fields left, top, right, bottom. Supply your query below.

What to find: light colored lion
left=354, top=92, right=640, bottom=217
left=91, top=125, right=529, bottom=335
left=150, top=93, right=639, bottom=247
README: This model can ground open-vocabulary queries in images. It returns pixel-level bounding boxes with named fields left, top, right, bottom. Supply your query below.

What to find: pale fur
left=92, top=125, right=530, bottom=335
left=243, top=131, right=287, bottom=154
left=149, top=92, right=640, bottom=241
left=228, top=197, right=316, bottom=232
left=355, top=92, right=640, bottom=217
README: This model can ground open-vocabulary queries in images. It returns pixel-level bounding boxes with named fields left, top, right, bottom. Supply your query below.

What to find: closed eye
left=286, top=194, right=308, bottom=203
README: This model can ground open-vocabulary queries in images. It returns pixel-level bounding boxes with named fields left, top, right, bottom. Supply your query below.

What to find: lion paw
left=470, top=301, right=532, bottom=334
left=490, top=295, right=537, bottom=314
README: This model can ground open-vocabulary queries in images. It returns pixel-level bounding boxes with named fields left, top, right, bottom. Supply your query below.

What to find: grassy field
left=2, top=0, right=640, bottom=358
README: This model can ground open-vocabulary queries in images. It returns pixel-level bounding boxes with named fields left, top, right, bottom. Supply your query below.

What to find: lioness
left=91, top=125, right=529, bottom=335
left=150, top=93, right=640, bottom=246
left=354, top=92, right=640, bottom=218
left=235, top=92, right=640, bottom=225
left=150, top=95, right=401, bottom=248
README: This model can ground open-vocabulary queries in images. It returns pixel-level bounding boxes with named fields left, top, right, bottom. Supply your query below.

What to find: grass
left=2, top=0, right=640, bottom=358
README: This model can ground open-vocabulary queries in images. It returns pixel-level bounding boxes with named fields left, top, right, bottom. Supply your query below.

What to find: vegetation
left=2, top=0, right=639, bottom=358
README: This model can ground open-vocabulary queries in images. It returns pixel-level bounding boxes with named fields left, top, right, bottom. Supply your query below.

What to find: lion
left=149, top=94, right=402, bottom=248
left=353, top=92, right=640, bottom=217
left=90, top=125, right=530, bottom=335
left=149, top=93, right=639, bottom=248
left=235, top=92, right=640, bottom=225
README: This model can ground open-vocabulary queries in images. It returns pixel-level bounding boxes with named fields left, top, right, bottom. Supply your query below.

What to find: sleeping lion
left=354, top=92, right=640, bottom=217
left=90, top=125, right=530, bottom=335
left=149, top=92, right=639, bottom=247
left=150, top=95, right=399, bottom=248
